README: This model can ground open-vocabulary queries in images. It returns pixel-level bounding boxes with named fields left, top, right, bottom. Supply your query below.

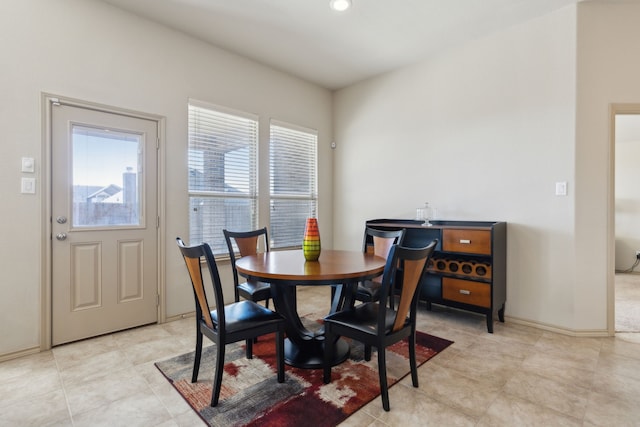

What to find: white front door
left=51, top=103, right=159, bottom=346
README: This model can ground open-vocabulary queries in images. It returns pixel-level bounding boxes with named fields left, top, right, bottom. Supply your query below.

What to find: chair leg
left=246, top=338, right=253, bottom=359
left=364, top=344, right=372, bottom=361
left=409, top=334, right=418, bottom=387
left=210, top=344, right=226, bottom=407
left=192, top=330, right=203, bottom=383
left=276, top=329, right=285, bottom=383
left=377, top=348, right=390, bottom=411
left=323, top=329, right=334, bottom=384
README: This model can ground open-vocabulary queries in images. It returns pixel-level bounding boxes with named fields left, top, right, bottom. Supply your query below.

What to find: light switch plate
left=555, top=181, right=567, bottom=196
left=21, top=177, right=36, bottom=194
left=21, top=157, right=35, bottom=173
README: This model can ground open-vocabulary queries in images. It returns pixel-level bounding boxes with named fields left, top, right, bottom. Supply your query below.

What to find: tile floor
left=1, top=285, right=640, bottom=426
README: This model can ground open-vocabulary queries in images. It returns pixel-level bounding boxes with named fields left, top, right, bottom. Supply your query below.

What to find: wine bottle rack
left=427, top=256, right=492, bottom=280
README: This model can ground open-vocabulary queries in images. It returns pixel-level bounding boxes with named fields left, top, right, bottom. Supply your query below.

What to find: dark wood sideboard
left=366, top=219, right=507, bottom=333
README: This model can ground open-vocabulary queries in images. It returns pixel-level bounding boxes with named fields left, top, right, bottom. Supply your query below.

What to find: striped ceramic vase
left=302, top=217, right=321, bottom=261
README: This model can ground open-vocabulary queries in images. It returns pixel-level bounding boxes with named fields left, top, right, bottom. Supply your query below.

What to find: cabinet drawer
left=442, top=278, right=490, bottom=308
left=443, top=229, right=491, bottom=255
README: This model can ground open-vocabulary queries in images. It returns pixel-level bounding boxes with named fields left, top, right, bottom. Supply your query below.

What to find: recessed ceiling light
left=329, top=0, right=352, bottom=12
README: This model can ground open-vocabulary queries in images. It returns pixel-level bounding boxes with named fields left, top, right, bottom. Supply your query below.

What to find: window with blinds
left=188, top=101, right=258, bottom=255
left=269, top=121, right=318, bottom=249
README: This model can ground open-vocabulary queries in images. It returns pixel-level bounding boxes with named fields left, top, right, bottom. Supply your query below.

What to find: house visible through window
left=269, top=120, right=318, bottom=249
left=188, top=101, right=258, bottom=255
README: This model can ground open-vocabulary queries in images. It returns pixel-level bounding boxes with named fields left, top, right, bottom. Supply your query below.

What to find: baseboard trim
left=165, top=311, right=195, bottom=323
left=505, top=316, right=611, bottom=337
left=0, top=346, right=42, bottom=363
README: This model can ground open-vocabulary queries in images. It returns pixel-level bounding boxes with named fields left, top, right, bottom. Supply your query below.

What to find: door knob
left=56, top=233, right=67, bottom=241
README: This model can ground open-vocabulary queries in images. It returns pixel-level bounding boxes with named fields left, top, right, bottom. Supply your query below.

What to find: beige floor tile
left=535, top=331, right=603, bottom=354
left=416, top=363, right=503, bottom=418
left=0, top=351, right=56, bottom=382
left=1, top=389, right=71, bottom=427
left=52, top=334, right=120, bottom=368
left=2, top=284, right=640, bottom=426
left=113, top=322, right=174, bottom=347
left=168, top=409, right=207, bottom=427
left=338, top=410, right=391, bottom=426
left=584, top=388, right=640, bottom=427
left=150, top=372, right=203, bottom=418
left=365, top=382, right=478, bottom=426
left=599, top=334, right=640, bottom=359
left=419, top=323, right=482, bottom=351
left=57, top=349, right=135, bottom=386
left=122, top=335, right=194, bottom=366
left=488, top=321, right=544, bottom=346
left=65, top=367, right=151, bottom=416
left=71, top=394, right=173, bottom=427
left=596, top=350, right=640, bottom=382
left=0, top=369, right=63, bottom=409
left=502, top=369, right=590, bottom=419
left=441, top=347, right=521, bottom=388
left=521, top=350, right=598, bottom=389
left=590, top=368, right=640, bottom=403
left=478, top=394, right=583, bottom=427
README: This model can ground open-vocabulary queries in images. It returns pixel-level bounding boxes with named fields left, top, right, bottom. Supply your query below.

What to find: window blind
left=269, top=121, right=318, bottom=249
left=188, top=101, right=258, bottom=255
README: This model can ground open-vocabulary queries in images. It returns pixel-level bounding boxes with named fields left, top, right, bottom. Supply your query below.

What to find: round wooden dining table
left=235, top=249, right=386, bottom=369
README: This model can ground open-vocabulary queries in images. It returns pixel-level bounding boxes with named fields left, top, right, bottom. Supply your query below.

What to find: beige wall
left=0, top=0, right=333, bottom=357
left=575, top=1, right=640, bottom=329
left=333, top=6, right=580, bottom=330
left=332, top=1, right=640, bottom=333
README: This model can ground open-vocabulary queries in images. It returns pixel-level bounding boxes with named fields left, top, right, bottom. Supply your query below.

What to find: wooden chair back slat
left=392, top=256, right=427, bottom=332
left=184, top=256, right=214, bottom=329
left=235, top=235, right=259, bottom=256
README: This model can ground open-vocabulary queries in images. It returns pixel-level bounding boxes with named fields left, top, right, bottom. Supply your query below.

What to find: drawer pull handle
left=459, top=289, right=471, bottom=295
left=459, top=239, right=471, bottom=244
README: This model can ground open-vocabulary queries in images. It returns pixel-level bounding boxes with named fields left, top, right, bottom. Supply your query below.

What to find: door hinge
left=51, top=98, right=61, bottom=106
left=157, top=216, right=160, bottom=229
left=157, top=294, right=160, bottom=307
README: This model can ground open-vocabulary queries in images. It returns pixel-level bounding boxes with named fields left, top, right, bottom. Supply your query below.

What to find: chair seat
left=237, top=280, right=272, bottom=300
left=211, top=300, right=283, bottom=334
left=324, top=303, right=406, bottom=336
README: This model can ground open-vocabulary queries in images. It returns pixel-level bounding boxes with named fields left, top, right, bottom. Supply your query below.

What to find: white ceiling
left=99, top=0, right=581, bottom=90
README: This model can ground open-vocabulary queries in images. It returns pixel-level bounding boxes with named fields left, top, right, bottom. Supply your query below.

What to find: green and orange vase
left=302, top=217, right=321, bottom=261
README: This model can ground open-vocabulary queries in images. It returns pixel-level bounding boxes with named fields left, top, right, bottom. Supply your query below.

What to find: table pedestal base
left=284, top=337, right=350, bottom=369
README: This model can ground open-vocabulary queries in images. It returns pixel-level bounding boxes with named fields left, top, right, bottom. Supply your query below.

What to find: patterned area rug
left=155, top=330, right=452, bottom=427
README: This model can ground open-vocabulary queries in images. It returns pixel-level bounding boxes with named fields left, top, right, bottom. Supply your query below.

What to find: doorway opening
left=613, top=108, right=640, bottom=333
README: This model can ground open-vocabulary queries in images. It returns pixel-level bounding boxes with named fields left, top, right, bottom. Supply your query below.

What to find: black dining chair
left=223, top=228, right=272, bottom=308
left=354, top=227, right=406, bottom=305
left=323, top=240, right=437, bottom=412
left=176, top=238, right=286, bottom=407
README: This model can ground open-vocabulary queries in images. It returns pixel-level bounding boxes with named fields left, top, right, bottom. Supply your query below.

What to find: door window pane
left=72, top=125, right=143, bottom=227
